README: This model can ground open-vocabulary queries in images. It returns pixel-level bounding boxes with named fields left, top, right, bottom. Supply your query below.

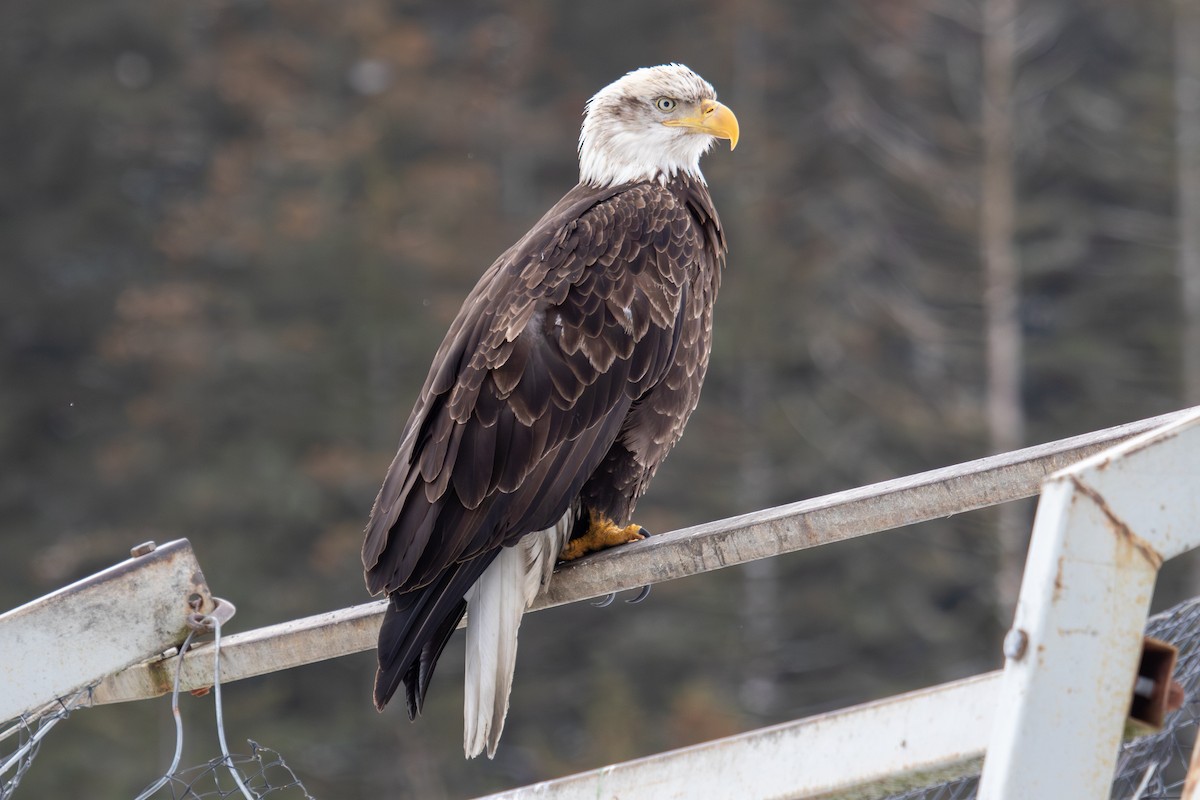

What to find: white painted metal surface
left=475, top=672, right=1002, bottom=800
left=91, top=409, right=1192, bottom=704
left=0, top=539, right=216, bottom=723
left=978, top=409, right=1200, bottom=799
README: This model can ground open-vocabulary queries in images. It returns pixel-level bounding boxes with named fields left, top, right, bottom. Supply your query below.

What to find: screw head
left=1003, top=628, right=1029, bottom=661
left=130, top=541, right=157, bottom=557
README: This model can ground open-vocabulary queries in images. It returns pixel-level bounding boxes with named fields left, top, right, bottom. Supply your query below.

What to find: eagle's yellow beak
left=664, top=99, right=740, bottom=151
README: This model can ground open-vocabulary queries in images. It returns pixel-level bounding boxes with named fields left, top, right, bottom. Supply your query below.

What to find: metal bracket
left=0, top=539, right=216, bottom=722
left=1128, top=636, right=1182, bottom=733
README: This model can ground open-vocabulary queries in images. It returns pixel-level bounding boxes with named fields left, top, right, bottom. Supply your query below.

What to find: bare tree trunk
left=737, top=361, right=781, bottom=716
left=727, top=0, right=782, bottom=718
left=1179, top=0, right=1200, bottom=406
left=1176, top=0, right=1200, bottom=595
left=981, top=0, right=1027, bottom=611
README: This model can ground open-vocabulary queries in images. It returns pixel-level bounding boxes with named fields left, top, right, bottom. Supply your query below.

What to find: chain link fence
left=0, top=685, right=94, bottom=799
left=135, top=742, right=313, bottom=800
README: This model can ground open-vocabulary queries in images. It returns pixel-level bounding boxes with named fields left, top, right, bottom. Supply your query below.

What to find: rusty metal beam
left=90, top=407, right=1196, bottom=705
left=0, top=540, right=216, bottom=722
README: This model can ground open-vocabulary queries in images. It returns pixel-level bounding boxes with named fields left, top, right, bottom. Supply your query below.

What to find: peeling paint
left=1053, top=555, right=1066, bottom=600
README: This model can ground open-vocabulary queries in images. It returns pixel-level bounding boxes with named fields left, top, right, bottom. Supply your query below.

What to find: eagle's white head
left=578, top=64, right=739, bottom=187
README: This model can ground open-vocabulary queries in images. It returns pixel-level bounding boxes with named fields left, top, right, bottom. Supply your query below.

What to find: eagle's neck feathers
left=578, top=122, right=712, bottom=188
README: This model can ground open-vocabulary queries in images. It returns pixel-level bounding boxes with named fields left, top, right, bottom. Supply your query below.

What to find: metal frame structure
left=978, top=409, right=1200, bottom=797
left=2, top=407, right=1199, bottom=799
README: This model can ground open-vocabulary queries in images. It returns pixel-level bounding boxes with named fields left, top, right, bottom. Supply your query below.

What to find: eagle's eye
left=654, top=97, right=677, bottom=112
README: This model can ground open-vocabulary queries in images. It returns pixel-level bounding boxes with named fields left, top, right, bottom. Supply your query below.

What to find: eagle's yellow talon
left=560, top=514, right=646, bottom=561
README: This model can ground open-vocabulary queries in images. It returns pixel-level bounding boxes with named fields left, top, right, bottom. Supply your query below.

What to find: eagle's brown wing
left=362, top=176, right=723, bottom=715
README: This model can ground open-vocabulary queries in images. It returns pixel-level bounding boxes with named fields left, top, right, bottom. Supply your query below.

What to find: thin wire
left=1127, top=762, right=1157, bottom=800
left=134, top=626, right=199, bottom=800
left=0, top=689, right=89, bottom=780
left=0, top=695, right=78, bottom=746
left=0, top=721, right=52, bottom=780
left=209, top=615, right=253, bottom=800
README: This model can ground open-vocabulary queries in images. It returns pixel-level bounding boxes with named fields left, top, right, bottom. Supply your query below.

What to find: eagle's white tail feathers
left=463, top=513, right=570, bottom=758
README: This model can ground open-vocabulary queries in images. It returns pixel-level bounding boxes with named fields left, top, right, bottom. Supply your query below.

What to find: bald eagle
left=362, top=64, right=738, bottom=758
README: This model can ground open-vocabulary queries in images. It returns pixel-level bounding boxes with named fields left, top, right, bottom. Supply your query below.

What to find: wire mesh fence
left=0, top=609, right=314, bottom=800
left=135, top=742, right=313, bottom=800
left=885, top=596, right=1200, bottom=800
left=0, top=685, right=94, bottom=800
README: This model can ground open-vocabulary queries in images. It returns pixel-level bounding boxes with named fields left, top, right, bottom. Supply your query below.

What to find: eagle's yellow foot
left=560, top=513, right=647, bottom=562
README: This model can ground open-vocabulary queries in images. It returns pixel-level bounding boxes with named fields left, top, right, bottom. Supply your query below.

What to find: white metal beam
left=978, top=408, right=1200, bottom=798
left=0, top=540, right=216, bottom=723
left=91, top=599, right=383, bottom=706
left=536, top=407, right=1197, bottom=607
left=474, top=672, right=1001, bottom=800
left=89, top=408, right=1194, bottom=705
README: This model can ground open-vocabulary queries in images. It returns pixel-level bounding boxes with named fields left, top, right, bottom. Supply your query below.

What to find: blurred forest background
left=3, top=0, right=1200, bottom=797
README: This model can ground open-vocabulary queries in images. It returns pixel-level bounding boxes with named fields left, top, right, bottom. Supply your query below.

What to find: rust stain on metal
left=1169, top=679, right=1186, bottom=713
left=144, top=654, right=180, bottom=697
left=1069, top=476, right=1164, bottom=569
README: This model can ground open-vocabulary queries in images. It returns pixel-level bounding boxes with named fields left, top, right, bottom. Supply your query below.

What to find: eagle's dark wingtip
left=373, top=643, right=426, bottom=721
left=372, top=664, right=424, bottom=721
left=404, top=666, right=422, bottom=720
left=373, top=666, right=400, bottom=712
left=372, top=560, right=492, bottom=726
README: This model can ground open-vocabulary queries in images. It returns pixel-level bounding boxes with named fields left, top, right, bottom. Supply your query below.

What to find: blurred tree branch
left=982, top=0, right=1028, bottom=612
left=1178, top=0, right=1200, bottom=405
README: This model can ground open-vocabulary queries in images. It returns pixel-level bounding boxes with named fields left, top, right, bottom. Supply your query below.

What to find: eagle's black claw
left=626, top=584, right=652, bottom=604
left=591, top=527, right=651, bottom=607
